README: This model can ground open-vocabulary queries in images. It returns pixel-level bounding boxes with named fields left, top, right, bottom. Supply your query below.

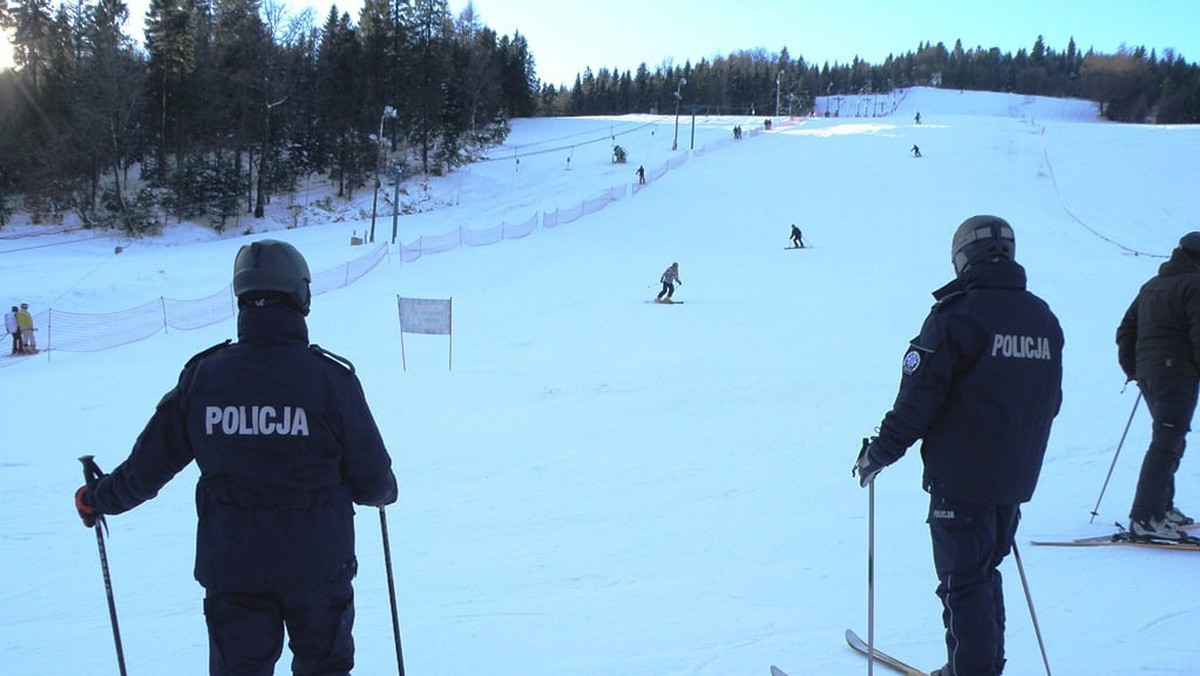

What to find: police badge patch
left=902, top=349, right=922, bottom=375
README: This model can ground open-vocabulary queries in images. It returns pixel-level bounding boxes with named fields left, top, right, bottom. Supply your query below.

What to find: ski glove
left=852, top=437, right=885, bottom=488
left=75, top=486, right=98, bottom=528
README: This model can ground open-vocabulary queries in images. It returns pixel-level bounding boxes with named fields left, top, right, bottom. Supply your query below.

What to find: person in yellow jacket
left=16, top=303, right=36, bottom=353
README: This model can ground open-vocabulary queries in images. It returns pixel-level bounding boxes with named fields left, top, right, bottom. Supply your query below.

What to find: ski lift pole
left=79, top=455, right=128, bottom=676
left=379, top=506, right=406, bottom=676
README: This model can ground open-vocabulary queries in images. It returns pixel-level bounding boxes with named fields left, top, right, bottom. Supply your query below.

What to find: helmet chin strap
left=295, top=284, right=312, bottom=316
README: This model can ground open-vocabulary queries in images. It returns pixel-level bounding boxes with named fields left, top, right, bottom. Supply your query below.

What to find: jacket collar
left=933, top=259, right=1028, bottom=301
left=237, top=304, right=309, bottom=345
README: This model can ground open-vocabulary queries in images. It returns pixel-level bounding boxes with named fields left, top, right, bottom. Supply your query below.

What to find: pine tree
left=9, top=0, right=61, bottom=89
left=317, top=6, right=367, bottom=197
left=71, top=0, right=146, bottom=228
left=210, top=0, right=269, bottom=218
left=408, top=0, right=451, bottom=175
left=145, top=0, right=197, bottom=182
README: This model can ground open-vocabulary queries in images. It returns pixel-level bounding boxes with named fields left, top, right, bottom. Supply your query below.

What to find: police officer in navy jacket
left=75, top=239, right=398, bottom=676
left=854, top=216, right=1063, bottom=676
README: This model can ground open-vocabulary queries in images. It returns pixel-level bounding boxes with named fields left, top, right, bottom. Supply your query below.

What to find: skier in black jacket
left=789, top=224, right=805, bottom=249
left=1115, top=232, right=1200, bottom=540
left=74, top=239, right=398, bottom=676
left=854, top=215, right=1063, bottom=676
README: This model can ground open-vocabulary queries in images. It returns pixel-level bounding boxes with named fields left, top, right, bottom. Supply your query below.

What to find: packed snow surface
left=2, top=87, right=1199, bottom=675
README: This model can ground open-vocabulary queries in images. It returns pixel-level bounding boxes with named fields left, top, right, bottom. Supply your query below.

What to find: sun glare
left=1, top=29, right=14, bottom=71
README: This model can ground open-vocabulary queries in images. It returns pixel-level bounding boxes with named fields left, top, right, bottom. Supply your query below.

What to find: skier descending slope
left=655, top=261, right=683, bottom=303
left=853, top=216, right=1064, bottom=676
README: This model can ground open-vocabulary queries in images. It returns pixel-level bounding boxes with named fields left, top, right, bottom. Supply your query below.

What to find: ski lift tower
left=672, top=77, right=687, bottom=151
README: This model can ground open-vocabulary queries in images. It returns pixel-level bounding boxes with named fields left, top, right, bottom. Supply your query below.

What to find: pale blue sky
left=5, top=0, right=1198, bottom=86
left=449, top=0, right=1200, bottom=87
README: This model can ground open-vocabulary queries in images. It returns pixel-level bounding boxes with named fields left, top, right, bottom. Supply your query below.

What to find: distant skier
left=914, top=111, right=922, bottom=124
left=636, top=165, right=645, bottom=185
left=656, top=262, right=682, bottom=302
left=911, top=144, right=922, bottom=158
left=789, top=224, right=805, bottom=249
left=15, top=302, right=35, bottom=353
left=5, top=305, right=19, bottom=354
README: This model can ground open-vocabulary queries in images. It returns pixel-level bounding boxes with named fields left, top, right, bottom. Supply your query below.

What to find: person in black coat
left=74, top=239, right=398, bottom=676
left=854, top=215, right=1063, bottom=676
left=1115, top=232, right=1200, bottom=539
left=789, top=224, right=805, bottom=249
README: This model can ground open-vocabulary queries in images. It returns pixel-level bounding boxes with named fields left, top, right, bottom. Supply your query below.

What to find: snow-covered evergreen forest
left=1, top=0, right=1197, bottom=237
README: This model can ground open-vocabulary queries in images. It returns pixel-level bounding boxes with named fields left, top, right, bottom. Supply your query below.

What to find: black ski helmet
left=232, top=239, right=312, bottom=315
left=951, top=215, right=1015, bottom=275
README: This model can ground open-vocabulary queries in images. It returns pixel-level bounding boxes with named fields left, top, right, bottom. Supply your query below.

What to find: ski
left=1033, top=522, right=1200, bottom=549
left=845, top=629, right=929, bottom=676
left=650, top=299, right=684, bottom=304
left=1031, top=532, right=1200, bottom=550
left=1030, top=533, right=1120, bottom=547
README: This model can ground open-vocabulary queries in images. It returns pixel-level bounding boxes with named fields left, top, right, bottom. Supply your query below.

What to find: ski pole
left=379, top=506, right=406, bottom=676
left=1089, top=391, right=1141, bottom=523
left=1011, top=542, right=1052, bottom=676
left=867, top=476, right=875, bottom=676
left=79, top=455, right=128, bottom=676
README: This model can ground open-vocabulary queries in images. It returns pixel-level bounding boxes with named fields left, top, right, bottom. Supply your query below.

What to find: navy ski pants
left=204, top=579, right=355, bottom=676
left=1130, top=377, right=1197, bottom=522
left=928, top=495, right=1020, bottom=676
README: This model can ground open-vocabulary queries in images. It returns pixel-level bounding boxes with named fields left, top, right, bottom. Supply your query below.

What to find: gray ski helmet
left=1178, top=232, right=1200, bottom=258
left=951, top=215, right=1015, bottom=275
left=232, top=239, right=312, bottom=315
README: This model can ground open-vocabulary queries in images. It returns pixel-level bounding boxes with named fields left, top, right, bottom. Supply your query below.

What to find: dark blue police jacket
left=89, top=304, right=398, bottom=591
left=873, top=260, right=1064, bottom=505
